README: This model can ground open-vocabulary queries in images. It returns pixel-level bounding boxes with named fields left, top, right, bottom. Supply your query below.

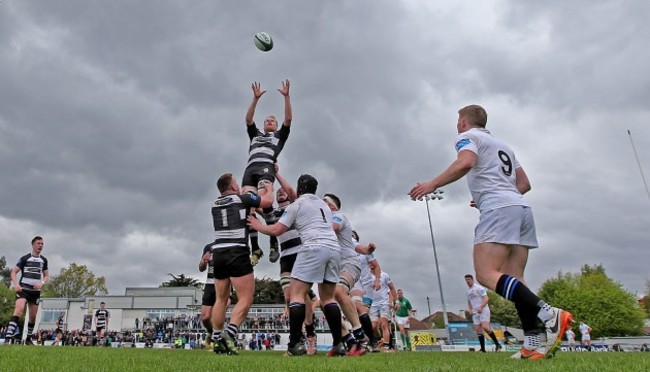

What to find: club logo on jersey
left=455, top=138, right=472, bottom=151
left=332, top=216, right=343, bottom=223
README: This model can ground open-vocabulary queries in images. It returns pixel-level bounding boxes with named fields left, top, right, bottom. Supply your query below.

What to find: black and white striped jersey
left=246, top=123, right=290, bottom=167
left=202, top=242, right=215, bottom=285
left=15, top=254, right=48, bottom=291
left=211, top=193, right=262, bottom=250
left=264, top=205, right=302, bottom=257
left=95, top=309, right=110, bottom=328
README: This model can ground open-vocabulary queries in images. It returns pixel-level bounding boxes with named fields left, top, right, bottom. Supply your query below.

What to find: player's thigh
left=13, top=297, right=27, bottom=315
left=501, top=245, right=529, bottom=281
left=473, top=242, right=511, bottom=289
left=231, top=273, right=255, bottom=303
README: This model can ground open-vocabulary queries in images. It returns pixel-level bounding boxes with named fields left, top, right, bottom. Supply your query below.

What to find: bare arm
left=248, top=216, right=289, bottom=237
left=479, top=294, right=489, bottom=312
left=278, top=80, right=292, bottom=127
left=10, top=266, right=21, bottom=291
left=246, top=82, right=266, bottom=125
left=515, top=167, right=531, bottom=194
left=388, top=282, right=398, bottom=308
left=355, top=242, right=376, bottom=255
left=198, top=252, right=211, bottom=272
left=275, top=164, right=297, bottom=202
left=409, top=150, right=477, bottom=200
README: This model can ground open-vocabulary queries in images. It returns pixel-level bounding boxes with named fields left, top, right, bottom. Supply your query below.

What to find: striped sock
left=496, top=275, right=541, bottom=312
left=226, top=323, right=239, bottom=339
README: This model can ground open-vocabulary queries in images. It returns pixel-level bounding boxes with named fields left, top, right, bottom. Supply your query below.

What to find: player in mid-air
left=249, top=174, right=346, bottom=357
left=6, top=236, right=49, bottom=345
left=465, top=274, right=502, bottom=352
left=243, top=80, right=292, bottom=265
left=210, top=173, right=274, bottom=355
left=409, top=104, right=573, bottom=360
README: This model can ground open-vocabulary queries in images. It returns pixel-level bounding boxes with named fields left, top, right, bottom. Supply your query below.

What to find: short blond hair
left=458, top=105, right=488, bottom=128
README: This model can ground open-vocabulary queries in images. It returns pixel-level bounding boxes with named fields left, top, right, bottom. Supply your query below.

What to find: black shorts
left=16, top=289, right=41, bottom=305
left=202, top=283, right=216, bottom=306
left=279, top=253, right=297, bottom=275
left=242, top=163, right=276, bottom=188
left=96, top=326, right=105, bottom=333
left=212, top=247, right=253, bottom=279
left=56, top=328, right=64, bottom=334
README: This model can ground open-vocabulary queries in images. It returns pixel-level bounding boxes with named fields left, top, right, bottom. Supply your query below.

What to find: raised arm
left=274, top=163, right=297, bottom=202
left=246, top=82, right=266, bottom=125
left=278, top=80, right=292, bottom=127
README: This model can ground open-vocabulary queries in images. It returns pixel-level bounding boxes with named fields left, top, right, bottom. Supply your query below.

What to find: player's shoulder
left=16, top=253, right=31, bottom=265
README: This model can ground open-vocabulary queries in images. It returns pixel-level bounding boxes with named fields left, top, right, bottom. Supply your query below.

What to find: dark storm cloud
left=1, top=0, right=648, bottom=314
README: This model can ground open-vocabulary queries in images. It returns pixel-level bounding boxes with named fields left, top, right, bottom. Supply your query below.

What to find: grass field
left=1, top=346, right=649, bottom=372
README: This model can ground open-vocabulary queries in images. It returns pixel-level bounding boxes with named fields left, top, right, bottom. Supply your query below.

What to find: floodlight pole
left=424, top=191, right=449, bottom=331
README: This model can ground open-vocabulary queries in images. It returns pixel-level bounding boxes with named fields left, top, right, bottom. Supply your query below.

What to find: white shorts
left=395, top=316, right=410, bottom=328
left=291, top=247, right=341, bottom=284
left=471, top=307, right=491, bottom=325
left=338, top=257, right=361, bottom=287
left=369, top=302, right=391, bottom=320
left=581, top=334, right=591, bottom=342
left=474, top=206, right=538, bottom=248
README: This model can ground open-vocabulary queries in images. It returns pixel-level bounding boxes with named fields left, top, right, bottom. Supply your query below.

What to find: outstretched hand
left=408, top=180, right=436, bottom=201
left=252, top=82, right=266, bottom=99
left=278, top=79, right=290, bottom=96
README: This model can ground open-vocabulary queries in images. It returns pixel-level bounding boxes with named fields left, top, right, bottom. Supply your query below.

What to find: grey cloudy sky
left=1, top=0, right=649, bottom=317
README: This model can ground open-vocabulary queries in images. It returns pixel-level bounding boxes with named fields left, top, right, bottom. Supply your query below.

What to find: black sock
left=322, top=303, right=342, bottom=345
left=352, top=327, right=366, bottom=341
left=250, top=231, right=260, bottom=252
left=515, top=298, right=541, bottom=332
left=343, top=333, right=355, bottom=349
left=496, top=274, right=541, bottom=313
left=359, top=313, right=375, bottom=343
left=289, top=303, right=306, bottom=347
left=27, top=322, right=35, bottom=339
left=305, top=322, right=316, bottom=337
left=269, top=235, right=278, bottom=249
left=487, top=330, right=500, bottom=346
left=478, top=334, right=485, bottom=351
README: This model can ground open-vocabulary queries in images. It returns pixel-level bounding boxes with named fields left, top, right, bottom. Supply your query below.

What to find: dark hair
left=323, top=193, right=341, bottom=209
left=464, top=274, right=473, bottom=279
left=31, top=236, right=43, bottom=244
left=217, top=173, right=233, bottom=194
left=100, top=302, right=106, bottom=305
left=297, top=174, right=318, bottom=196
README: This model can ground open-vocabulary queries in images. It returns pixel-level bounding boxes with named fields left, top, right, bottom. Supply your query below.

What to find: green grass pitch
left=1, top=346, right=648, bottom=372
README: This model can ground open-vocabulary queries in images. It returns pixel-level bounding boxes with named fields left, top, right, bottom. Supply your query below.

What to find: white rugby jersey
left=466, top=283, right=488, bottom=311
left=566, top=329, right=576, bottom=341
left=371, top=271, right=393, bottom=305
left=332, top=211, right=357, bottom=259
left=278, top=194, right=339, bottom=251
left=358, top=248, right=377, bottom=292
left=579, top=323, right=591, bottom=336
left=455, top=128, right=528, bottom=212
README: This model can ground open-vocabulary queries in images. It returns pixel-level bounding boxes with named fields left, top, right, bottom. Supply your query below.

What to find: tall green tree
left=0, top=283, right=16, bottom=325
left=253, top=277, right=283, bottom=304
left=486, top=290, right=521, bottom=328
left=537, top=264, right=644, bottom=337
left=0, top=256, right=12, bottom=287
left=160, top=273, right=203, bottom=289
left=42, top=263, right=108, bottom=298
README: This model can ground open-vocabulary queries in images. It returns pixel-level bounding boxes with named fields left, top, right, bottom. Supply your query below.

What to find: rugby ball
left=254, top=32, right=273, bottom=52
